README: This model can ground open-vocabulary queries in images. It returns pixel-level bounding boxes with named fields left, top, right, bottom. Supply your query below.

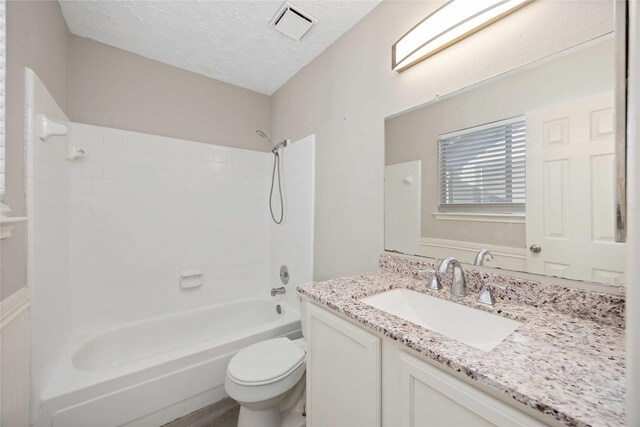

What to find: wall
left=69, top=123, right=271, bottom=333
left=2, top=0, right=70, bottom=302
left=626, top=3, right=640, bottom=425
left=268, top=135, right=315, bottom=303
left=69, top=36, right=272, bottom=153
left=271, top=0, right=614, bottom=281
left=385, top=38, right=614, bottom=249
left=24, top=68, right=73, bottom=425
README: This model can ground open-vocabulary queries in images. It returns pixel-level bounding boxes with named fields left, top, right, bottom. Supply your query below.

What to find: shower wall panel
left=69, top=124, right=271, bottom=334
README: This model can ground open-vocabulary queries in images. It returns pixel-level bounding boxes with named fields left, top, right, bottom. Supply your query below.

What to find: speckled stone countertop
left=297, top=263, right=625, bottom=426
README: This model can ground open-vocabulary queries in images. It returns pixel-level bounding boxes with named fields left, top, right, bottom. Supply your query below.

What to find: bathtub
left=40, top=297, right=301, bottom=427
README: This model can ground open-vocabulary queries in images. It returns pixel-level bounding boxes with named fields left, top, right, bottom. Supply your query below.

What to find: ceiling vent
left=271, top=2, right=316, bottom=41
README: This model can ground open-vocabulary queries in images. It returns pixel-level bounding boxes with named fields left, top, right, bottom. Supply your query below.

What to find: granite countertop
left=297, top=268, right=625, bottom=427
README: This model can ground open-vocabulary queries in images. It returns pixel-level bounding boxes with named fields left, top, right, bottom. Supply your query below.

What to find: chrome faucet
left=474, top=249, right=494, bottom=266
left=271, top=287, right=286, bottom=297
left=438, top=257, right=466, bottom=297
left=476, top=281, right=506, bottom=306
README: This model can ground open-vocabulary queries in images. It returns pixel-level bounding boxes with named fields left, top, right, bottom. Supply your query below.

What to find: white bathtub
left=41, top=297, right=301, bottom=427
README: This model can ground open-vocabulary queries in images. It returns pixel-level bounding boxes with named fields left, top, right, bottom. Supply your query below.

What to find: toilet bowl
left=225, top=337, right=306, bottom=427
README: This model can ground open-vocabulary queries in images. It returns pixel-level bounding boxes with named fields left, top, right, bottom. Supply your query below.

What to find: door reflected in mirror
left=384, top=35, right=625, bottom=286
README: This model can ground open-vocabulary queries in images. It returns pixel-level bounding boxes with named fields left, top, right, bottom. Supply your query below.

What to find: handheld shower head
left=256, top=129, right=275, bottom=147
left=256, top=130, right=290, bottom=224
left=256, top=130, right=289, bottom=153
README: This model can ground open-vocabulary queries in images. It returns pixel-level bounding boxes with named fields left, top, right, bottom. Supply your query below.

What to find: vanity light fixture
left=392, top=0, right=532, bottom=72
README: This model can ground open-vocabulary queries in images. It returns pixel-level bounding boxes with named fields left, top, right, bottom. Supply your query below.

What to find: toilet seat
left=228, top=337, right=305, bottom=386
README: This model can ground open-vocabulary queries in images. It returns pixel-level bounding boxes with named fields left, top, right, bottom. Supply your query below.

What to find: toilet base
left=237, top=406, right=281, bottom=427
left=235, top=375, right=306, bottom=427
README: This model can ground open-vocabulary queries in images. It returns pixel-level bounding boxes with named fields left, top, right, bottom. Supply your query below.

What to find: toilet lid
left=228, top=338, right=305, bottom=384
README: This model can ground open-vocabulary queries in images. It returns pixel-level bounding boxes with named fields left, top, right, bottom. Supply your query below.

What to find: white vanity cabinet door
left=306, top=303, right=381, bottom=427
left=397, top=352, right=545, bottom=427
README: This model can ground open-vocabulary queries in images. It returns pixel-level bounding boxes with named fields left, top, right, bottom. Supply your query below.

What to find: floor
left=162, top=398, right=239, bottom=427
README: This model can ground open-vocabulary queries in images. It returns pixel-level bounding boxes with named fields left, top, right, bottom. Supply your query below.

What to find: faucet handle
left=417, top=268, right=442, bottom=291
left=476, top=281, right=506, bottom=306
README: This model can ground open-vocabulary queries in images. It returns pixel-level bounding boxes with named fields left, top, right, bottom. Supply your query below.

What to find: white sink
left=360, top=288, right=522, bottom=352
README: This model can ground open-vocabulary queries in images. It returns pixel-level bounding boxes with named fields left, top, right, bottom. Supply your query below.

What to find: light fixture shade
left=392, top=0, right=532, bottom=72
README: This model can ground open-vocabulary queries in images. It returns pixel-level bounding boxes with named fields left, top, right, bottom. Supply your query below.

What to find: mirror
left=385, top=34, right=626, bottom=286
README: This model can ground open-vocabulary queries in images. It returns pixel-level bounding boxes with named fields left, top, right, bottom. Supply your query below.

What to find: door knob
left=529, top=244, right=542, bottom=253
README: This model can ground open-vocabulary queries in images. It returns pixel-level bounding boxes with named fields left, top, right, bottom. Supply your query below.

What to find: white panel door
left=397, top=352, right=544, bottom=427
left=526, top=91, right=626, bottom=284
left=306, top=303, right=381, bottom=427
left=385, top=161, right=421, bottom=254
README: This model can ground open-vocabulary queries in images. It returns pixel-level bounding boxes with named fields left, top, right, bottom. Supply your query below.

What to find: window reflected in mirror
left=438, top=117, right=526, bottom=213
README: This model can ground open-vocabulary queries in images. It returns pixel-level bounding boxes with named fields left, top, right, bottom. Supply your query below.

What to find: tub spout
left=271, top=287, right=286, bottom=297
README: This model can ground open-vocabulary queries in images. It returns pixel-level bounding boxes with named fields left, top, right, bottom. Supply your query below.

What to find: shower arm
left=272, top=139, right=289, bottom=153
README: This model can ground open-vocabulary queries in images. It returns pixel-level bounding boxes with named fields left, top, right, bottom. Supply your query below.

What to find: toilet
left=225, top=305, right=307, bottom=427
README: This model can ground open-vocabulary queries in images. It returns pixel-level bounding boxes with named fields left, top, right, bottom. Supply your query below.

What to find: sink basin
left=360, top=288, right=522, bottom=352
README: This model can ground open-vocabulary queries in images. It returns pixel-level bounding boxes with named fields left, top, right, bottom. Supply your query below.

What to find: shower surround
left=25, top=69, right=73, bottom=426
left=69, top=123, right=270, bottom=333
left=67, top=125, right=314, bottom=334
left=26, top=71, right=315, bottom=425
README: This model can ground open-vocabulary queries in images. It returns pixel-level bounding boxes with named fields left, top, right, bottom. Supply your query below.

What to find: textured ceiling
left=59, top=0, right=381, bottom=95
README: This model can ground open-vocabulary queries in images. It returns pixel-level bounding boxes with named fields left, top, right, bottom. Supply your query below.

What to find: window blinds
left=438, top=117, right=525, bottom=209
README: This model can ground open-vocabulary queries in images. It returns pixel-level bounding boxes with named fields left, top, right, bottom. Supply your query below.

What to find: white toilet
left=225, top=306, right=307, bottom=427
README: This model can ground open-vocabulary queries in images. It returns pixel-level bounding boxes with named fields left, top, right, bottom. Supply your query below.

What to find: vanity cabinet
left=390, top=348, right=545, bottom=426
left=305, top=302, right=381, bottom=427
left=306, top=301, right=548, bottom=427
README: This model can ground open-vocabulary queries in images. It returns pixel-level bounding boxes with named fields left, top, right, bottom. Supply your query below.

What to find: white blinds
left=438, top=117, right=525, bottom=209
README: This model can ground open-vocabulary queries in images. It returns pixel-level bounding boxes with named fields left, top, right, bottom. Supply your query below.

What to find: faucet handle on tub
left=476, top=281, right=507, bottom=306
left=417, top=268, right=442, bottom=291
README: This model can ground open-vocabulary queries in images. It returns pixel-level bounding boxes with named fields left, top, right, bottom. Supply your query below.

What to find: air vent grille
left=271, top=3, right=315, bottom=41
